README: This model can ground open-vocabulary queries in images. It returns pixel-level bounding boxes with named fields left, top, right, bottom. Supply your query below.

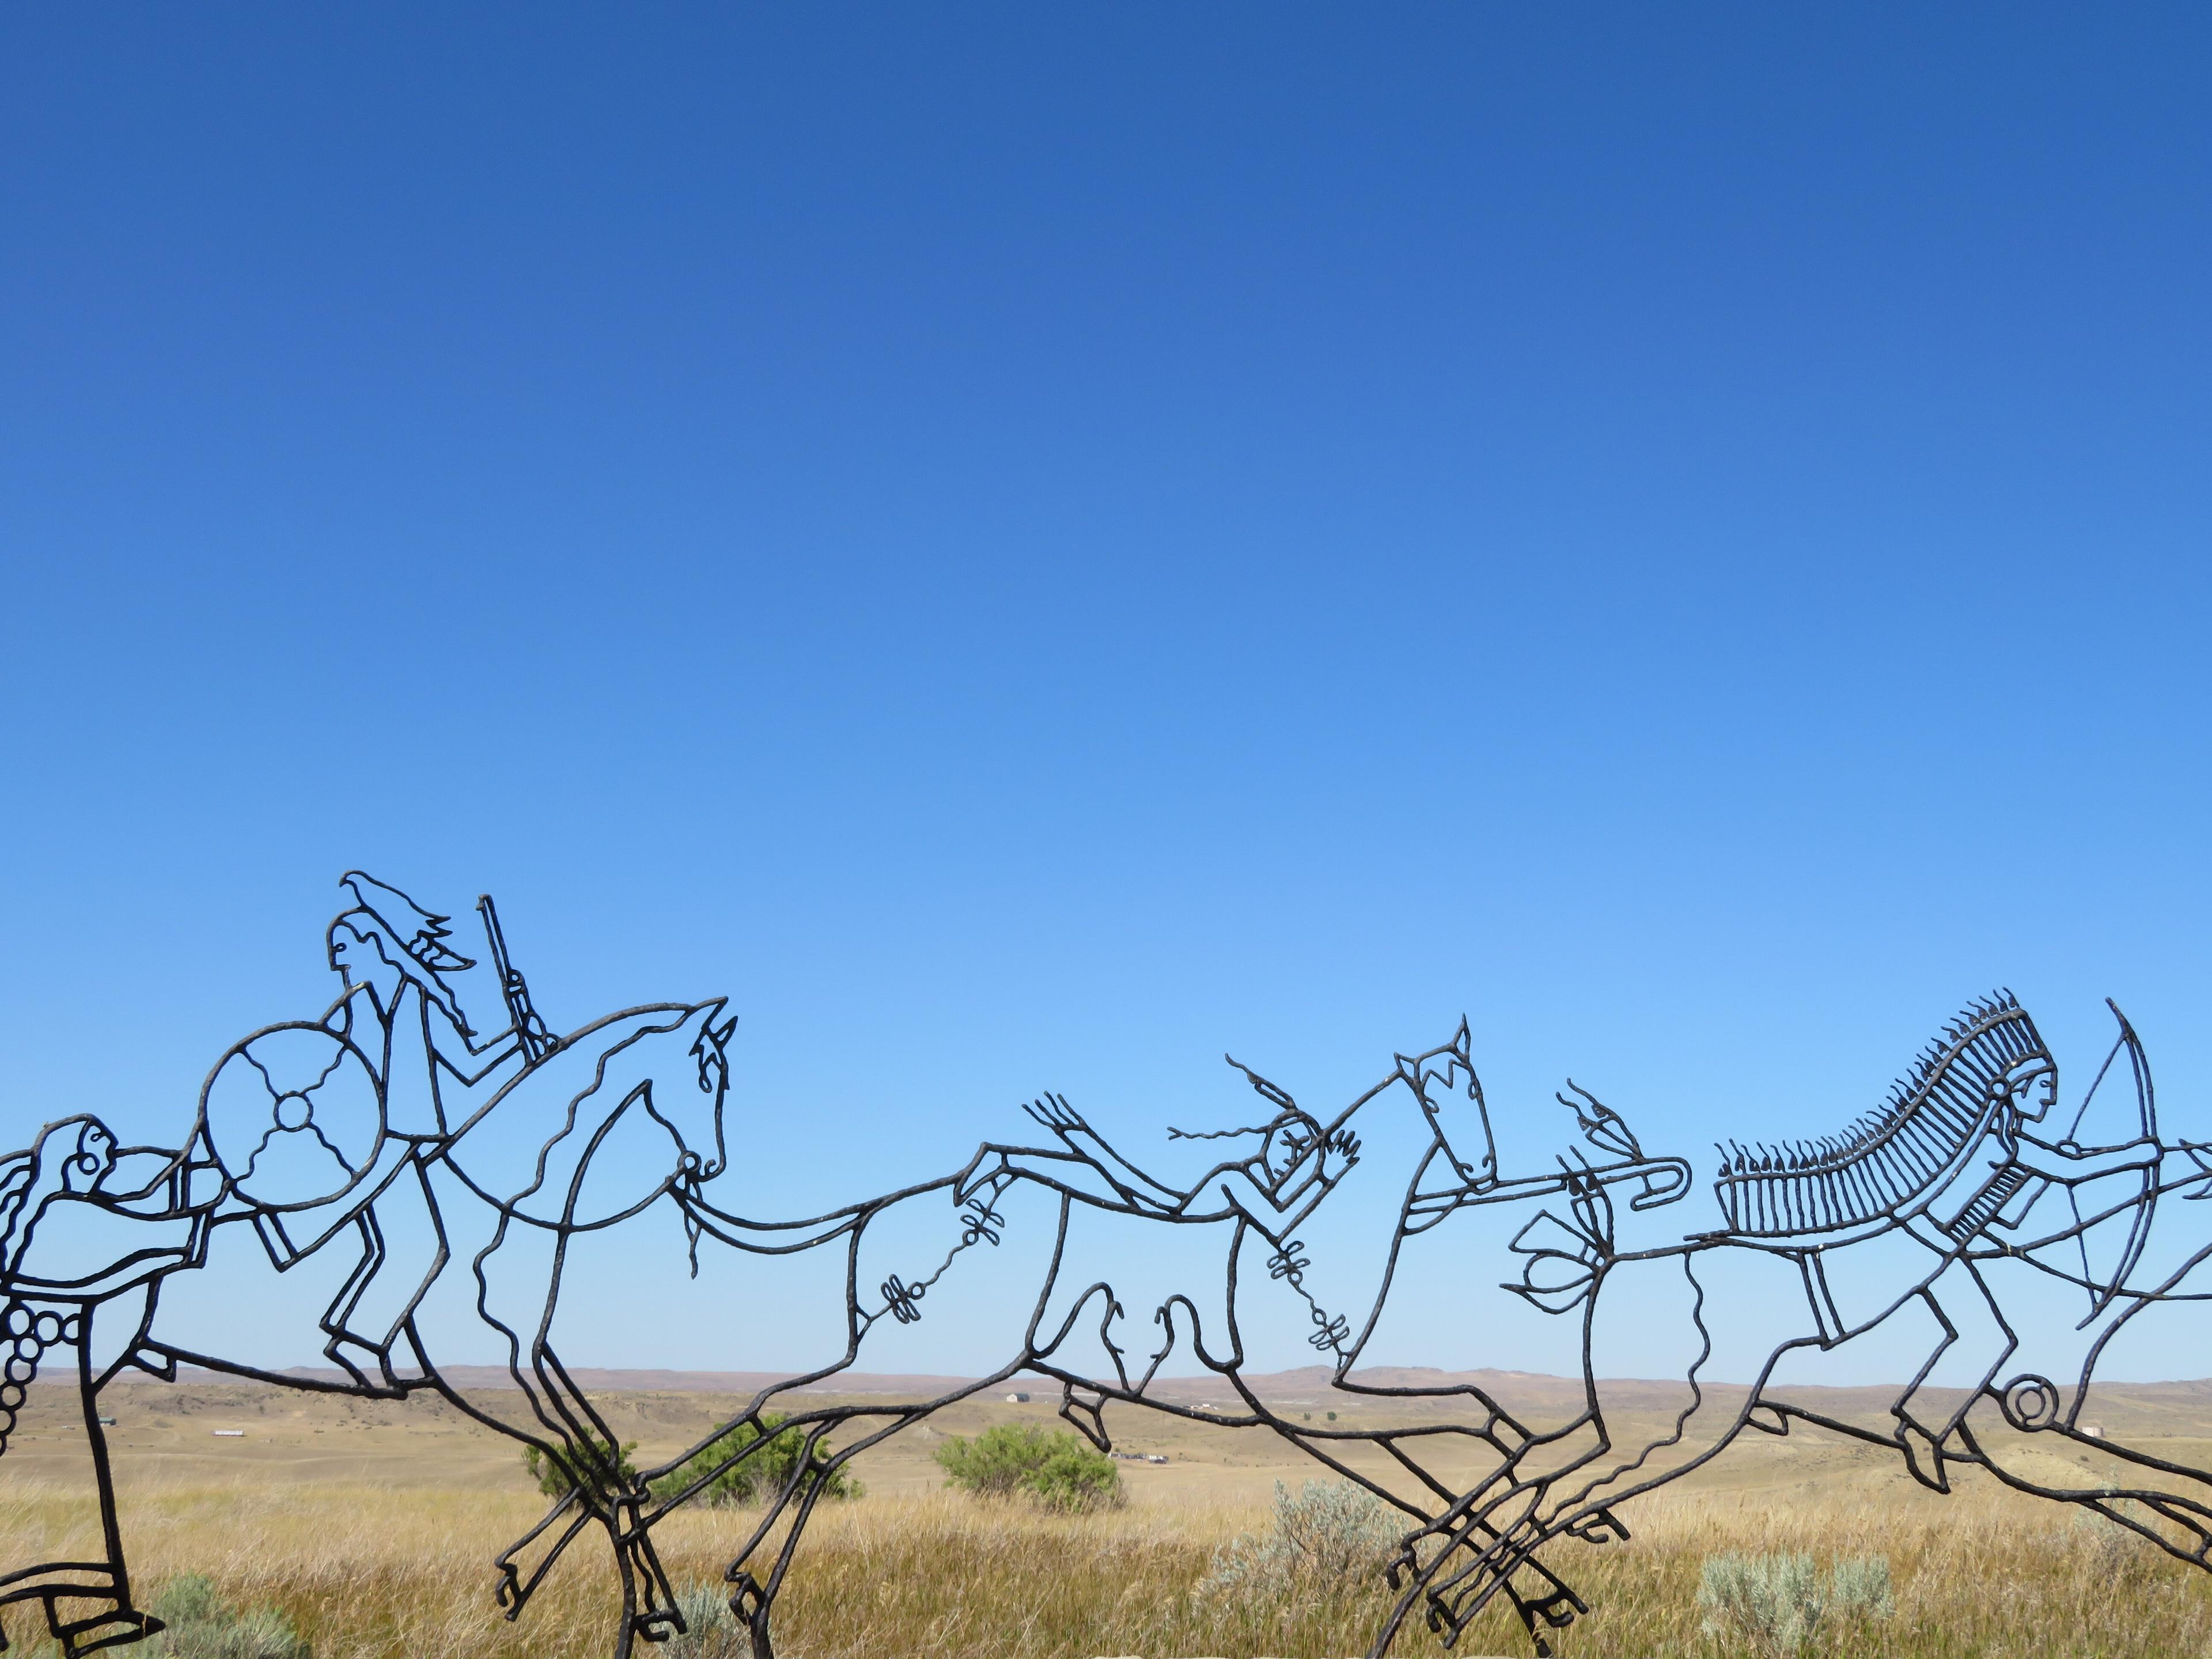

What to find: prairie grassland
left=4, top=1475, right=2212, bottom=1659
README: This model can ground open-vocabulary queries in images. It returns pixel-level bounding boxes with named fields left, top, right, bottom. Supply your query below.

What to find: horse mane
left=1713, top=991, right=2045, bottom=1237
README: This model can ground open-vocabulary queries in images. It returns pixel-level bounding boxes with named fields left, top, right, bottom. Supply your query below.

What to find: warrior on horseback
left=963, top=1060, right=1362, bottom=1240
left=1383, top=993, right=2171, bottom=1658
left=200, top=873, right=550, bottom=1392
left=175, top=873, right=738, bottom=1657
left=1710, top=991, right=2158, bottom=1478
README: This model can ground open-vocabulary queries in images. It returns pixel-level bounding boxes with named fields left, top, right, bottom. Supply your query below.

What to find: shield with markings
left=200, top=1022, right=384, bottom=1210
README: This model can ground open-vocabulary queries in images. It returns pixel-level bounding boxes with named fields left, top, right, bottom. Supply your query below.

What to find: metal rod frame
left=2, top=876, right=2206, bottom=1657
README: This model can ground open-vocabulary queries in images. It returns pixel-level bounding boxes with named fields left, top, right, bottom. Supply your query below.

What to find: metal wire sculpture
left=3, top=874, right=2209, bottom=1657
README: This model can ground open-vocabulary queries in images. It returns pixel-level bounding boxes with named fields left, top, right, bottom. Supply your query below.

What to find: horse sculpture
left=1362, top=991, right=2200, bottom=1657
left=12, top=877, right=2212, bottom=1659
left=0, top=878, right=743, bottom=1656
left=959, top=1020, right=1694, bottom=1657
left=641, top=1020, right=1692, bottom=1659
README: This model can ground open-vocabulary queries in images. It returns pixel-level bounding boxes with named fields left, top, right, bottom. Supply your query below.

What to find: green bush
left=521, top=1431, right=638, bottom=1497
left=145, top=1575, right=310, bottom=1659
left=1697, top=1551, right=1893, bottom=1656
left=1195, top=1479, right=1401, bottom=1608
left=650, top=1413, right=861, bottom=1508
left=1026, top=1436, right=1126, bottom=1513
left=933, top=1422, right=1123, bottom=1512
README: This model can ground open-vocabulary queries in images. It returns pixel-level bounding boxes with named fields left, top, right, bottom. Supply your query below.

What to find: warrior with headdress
left=1710, top=991, right=2159, bottom=1482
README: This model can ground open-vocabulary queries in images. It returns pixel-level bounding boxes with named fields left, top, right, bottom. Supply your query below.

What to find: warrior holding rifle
left=199, top=872, right=560, bottom=1391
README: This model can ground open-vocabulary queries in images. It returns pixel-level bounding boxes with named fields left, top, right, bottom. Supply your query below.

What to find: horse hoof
left=59, top=1609, right=165, bottom=1656
left=1895, top=1422, right=1952, bottom=1494
left=631, top=1608, right=684, bottom=1645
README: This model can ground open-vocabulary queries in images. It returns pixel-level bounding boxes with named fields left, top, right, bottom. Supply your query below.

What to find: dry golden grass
left=4, top=1474, right=2212, bottom=1659
left=8, top=1377, right=2212, bottom=1657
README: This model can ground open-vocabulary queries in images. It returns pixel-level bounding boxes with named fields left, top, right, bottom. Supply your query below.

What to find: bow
left=2066, top=999, right=2157, bottom=1325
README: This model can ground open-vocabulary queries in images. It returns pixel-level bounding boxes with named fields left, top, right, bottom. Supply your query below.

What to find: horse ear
left=1453, top=1017, right=1473, bottom=1066
left=711, top=1015, right=738, bottom=1050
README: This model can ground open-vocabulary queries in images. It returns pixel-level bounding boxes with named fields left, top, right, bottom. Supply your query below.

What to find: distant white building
left=1005, top=1391, right=1031, bottom=1403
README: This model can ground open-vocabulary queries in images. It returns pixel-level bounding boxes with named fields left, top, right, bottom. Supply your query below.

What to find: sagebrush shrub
left=1698, top=1551, right=1893, bottom=1656
left=1196, top=1479, right=1402, bottom=1608
left=146, top=1574, right=311, bottom=1659
left=663, top=1584, right=742, bottom=1657
left=1828, top=1554, right=1895, bottom=1622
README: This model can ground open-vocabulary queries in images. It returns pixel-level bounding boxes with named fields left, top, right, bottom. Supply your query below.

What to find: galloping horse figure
left=949, top=1021, right=1693, bottom=1659
left=1377, top=991, right=2198, bottom=1656
left=32, top=881, right=2212, bottom=1659
left=170, top=969, right=741, bottom=1657
left=590, top=1022, right=1692, bottom=1659
left=0, top=876, right=744, bottom=1659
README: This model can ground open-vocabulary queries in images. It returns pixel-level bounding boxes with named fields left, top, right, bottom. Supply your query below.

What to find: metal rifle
left=476, top=893, right=557, bottom=1065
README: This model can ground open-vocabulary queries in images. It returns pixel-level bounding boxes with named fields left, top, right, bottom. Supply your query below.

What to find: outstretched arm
left=954, top=1096, right=1192, bottom=1215
left=2012, top=1128, right=2159, bottom=1184
left=1022, top=1095, right=1190, bottom=1211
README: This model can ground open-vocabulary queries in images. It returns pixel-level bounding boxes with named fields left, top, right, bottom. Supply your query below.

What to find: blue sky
left=3, top=6, right=2208, bottom=1380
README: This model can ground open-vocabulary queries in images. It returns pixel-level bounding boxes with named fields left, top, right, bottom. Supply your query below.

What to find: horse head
left=436, top=997, right=736, bottom=1232
left=1391, top=1019, right=1498, bottom=1191
left=661, top=998, right=736, bottom=1189
left=1393, top=1021, right=1690, bottom=1238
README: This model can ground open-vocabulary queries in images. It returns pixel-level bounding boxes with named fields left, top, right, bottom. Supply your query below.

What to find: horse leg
left=493, top=1493, right=596, bottom=1626
left=1381, top=1259, right=1782, bottom=1654
left=1945, top=1414, right=2212, bottom=1560
left=516, top=1345, right=667, bottom=1659
left=1354, top=1453, right=1581, bottom=1659
left=1401, top=1498, right=1586, bottom=1657
left=601, top=1503, right=638, bottom=1659
left=613, top=1497, right=681, bottom=1653
left=566, top=1493, right=681, bottom=1659
left=726, top=1454, right=846, bottom=1659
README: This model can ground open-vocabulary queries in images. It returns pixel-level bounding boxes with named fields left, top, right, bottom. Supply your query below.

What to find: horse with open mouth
left=567, top=1020, right=1691, bottom=1659
left=1377, top=992, right=2204, bottom=1657
left=946, top=1019, right=1692, bottom=1659
left=129, top=992, right=740, bottom=1659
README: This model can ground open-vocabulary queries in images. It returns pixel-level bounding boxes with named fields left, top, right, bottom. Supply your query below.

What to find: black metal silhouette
left=5, top=876, right=2210, bottom=1659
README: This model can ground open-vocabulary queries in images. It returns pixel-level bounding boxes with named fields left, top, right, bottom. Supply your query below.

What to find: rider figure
left=1892, top=1030, right=2159, bottom=1482
left=301, top=873, right=536, bottom=1389
left=963, top=1057, right=1359, bottom=1245
left=1921, top=1040, right=2153, bottom=1247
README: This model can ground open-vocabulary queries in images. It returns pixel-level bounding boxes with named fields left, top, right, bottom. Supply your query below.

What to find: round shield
left=200, top=1023, right=384, bottom=1210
